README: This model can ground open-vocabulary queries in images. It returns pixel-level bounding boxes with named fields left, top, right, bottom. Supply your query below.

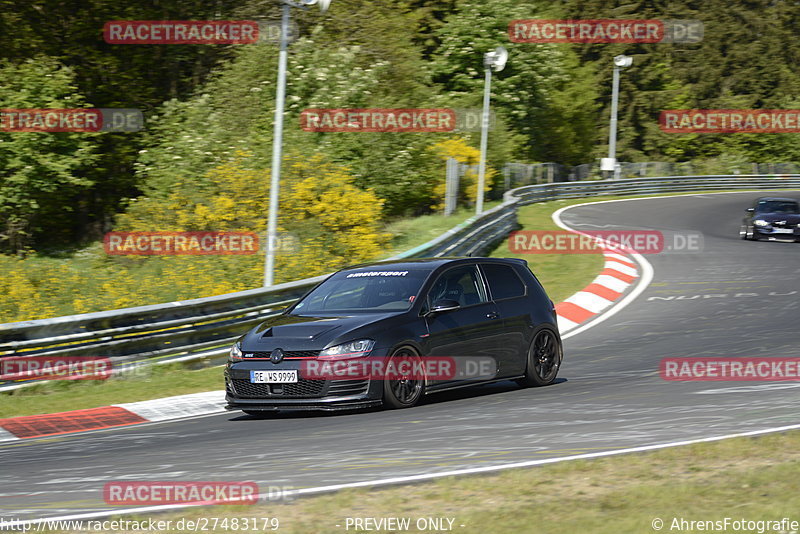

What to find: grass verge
left=43, top=430, right=800, bottom=533
left=382, top=200, right=502, bottom=257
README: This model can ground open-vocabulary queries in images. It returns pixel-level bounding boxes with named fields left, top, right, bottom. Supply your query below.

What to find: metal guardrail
left=1, top=173, right=798, bottom=388
left=504, top=174, right=800, bottom=205
left=0, top=200, right=519, bottom=383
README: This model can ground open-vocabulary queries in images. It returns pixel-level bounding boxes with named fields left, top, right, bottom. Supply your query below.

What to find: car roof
left=756, top=196, right=799, bottom=203
left=336, top=257, right=527, bottom=274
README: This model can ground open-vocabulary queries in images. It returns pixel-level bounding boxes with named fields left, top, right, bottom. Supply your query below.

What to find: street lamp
left=264, top=0, right=332, bottom=287
left=475, top=46, right=507, bottom=215
left=601, top=54, right=632, bottom=180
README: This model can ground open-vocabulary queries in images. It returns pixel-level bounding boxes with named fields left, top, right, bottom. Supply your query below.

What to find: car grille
left=230, top=378, right=369, bottom=398
left=232, top=378, right=325, bottom=398
left=328, top=379, right=370, bottom=396
left=244, top=350, right=320, bottom=359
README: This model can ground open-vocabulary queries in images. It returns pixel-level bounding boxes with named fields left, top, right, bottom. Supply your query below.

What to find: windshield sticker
left=346, top=271, right=409, bottom=278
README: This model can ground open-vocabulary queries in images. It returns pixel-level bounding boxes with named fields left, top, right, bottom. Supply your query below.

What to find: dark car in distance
left=225, top=257, right=563, bottom=413
left=741, top=197, right=800, bottom=241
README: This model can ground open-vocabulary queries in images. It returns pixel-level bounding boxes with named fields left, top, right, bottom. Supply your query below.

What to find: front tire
left=382, top=347, right=425, bottom=409
left=517, top=327, right=563, bottom=387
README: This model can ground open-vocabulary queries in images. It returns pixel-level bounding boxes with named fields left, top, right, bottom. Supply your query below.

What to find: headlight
left=319, top=339, right=375, bottom=360
left=229, top=341, right=244, bottom=361
left=754, top=219, right=770, bottom=227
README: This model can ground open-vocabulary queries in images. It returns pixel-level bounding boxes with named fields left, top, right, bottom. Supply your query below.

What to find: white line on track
left=10, top=423, right=800, bottom=528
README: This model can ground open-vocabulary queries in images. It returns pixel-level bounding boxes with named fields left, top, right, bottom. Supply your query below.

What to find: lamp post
left=264, top=0, right=332, bottom=287
left=602, top=54, right=632, bottom=180
left=475, top=46, right=507, bottom=215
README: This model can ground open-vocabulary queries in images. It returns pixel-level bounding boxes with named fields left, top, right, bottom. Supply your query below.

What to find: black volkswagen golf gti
left=225, top=257, right=562, bottom=413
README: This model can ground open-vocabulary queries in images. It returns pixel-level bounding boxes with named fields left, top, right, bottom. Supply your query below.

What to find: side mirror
left=745, top=207, right=755, bottom=213
left=428, top=299, right=460, bottom=315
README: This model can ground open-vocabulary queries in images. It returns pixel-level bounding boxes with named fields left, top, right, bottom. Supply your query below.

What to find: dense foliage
left=1, top=0, right=799, bottom=320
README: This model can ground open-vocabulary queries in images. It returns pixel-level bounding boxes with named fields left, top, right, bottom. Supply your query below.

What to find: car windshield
left=757, top=200, right=800, bottom=213
left=291, top=268, right=430, bottom=313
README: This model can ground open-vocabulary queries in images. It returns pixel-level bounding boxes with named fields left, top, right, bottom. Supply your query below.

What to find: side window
left=427, top=265, right=488, bottom=307
left=482, top=264, right=526, bottom=300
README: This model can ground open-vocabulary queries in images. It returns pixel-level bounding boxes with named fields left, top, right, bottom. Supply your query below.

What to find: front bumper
left=224, top=359, right=385, bottom=411
left=754, top=226, right=800, bottom=238
left=224, top=397, right=382, bottom=412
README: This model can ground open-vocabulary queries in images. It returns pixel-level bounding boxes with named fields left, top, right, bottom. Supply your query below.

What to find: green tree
left=430, top=0, right=600, bottom=165
left=0, top=57, right=98, bottom=252
left=563, top=0, right=800, bottom=164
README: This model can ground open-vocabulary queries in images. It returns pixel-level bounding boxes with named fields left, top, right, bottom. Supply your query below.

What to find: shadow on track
left=227, top=378, right=568, bottom=420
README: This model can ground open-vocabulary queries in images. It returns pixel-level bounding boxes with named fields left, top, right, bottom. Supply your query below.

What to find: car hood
left=754, top=212, right=800, bottom=224
left=241, top=312, right=399, bottom=351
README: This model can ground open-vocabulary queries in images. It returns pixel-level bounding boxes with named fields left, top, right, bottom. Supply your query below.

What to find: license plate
left=773, top=228, right=793, bottom=234
left=250, top=370, right=298, bottom=383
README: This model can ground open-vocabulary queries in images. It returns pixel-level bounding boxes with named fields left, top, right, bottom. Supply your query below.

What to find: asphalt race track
left=2, top=191, right=799, bottom=521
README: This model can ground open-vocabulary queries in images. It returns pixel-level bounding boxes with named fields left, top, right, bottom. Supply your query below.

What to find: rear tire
left=382, top=347, right=425, bottom=409
left=516, top=327, right=563, bottom=388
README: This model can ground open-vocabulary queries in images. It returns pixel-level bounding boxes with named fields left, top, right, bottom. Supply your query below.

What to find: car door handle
left=486, top=312, right=499, bottom=319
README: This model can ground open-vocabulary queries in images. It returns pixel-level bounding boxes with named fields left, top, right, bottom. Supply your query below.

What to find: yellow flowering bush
left=428, top=138, right=496, bottom=211
left=0, top=152, right=389, bottom=323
